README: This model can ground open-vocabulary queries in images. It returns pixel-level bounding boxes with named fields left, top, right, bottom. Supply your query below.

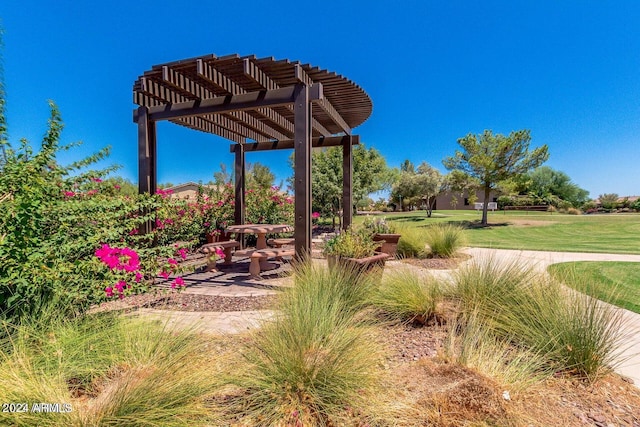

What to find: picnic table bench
left=199, top=240, right=240, bottom=270
left=235, top=247, right=295, bottom=279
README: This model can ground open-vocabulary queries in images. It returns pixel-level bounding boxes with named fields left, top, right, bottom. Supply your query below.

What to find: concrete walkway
left=461, top=248, right=640, bottom=386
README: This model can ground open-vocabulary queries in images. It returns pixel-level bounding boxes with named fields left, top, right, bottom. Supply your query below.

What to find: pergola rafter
left=133, top=54, right=372, bottom=255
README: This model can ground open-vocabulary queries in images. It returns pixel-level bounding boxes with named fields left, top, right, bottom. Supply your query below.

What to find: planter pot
left=373, top=233, right=401, bottom=258
left=327, top=251, right=389, bottom=275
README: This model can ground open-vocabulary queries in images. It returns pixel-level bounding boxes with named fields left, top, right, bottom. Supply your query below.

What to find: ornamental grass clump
left=394, top=225, right=428, bottom=258
left=0, top=312, right=220, bottom=427
left=451, top=256, right=630, bottom=382
left=424, top=223, right=466, bottom=258
left=444, top=310, right=550, bottom=391
left=226, top=260, right=382, bottom=426
left=371, top=268, right=441, bottom=324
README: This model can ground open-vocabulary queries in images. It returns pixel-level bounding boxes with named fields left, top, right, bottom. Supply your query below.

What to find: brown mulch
left=400, top=253, right=471, bottom=270
left=90, top=291, right=279, bottom=314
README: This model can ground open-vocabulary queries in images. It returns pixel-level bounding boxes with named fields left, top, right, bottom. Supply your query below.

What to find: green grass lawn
left=357, top=210, right=640, bottom=254
left=548, top=261, right=640, bottom=313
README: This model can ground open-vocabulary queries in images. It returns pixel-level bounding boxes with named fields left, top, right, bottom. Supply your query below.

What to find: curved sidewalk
left=462, top=247, right=640, bottom=386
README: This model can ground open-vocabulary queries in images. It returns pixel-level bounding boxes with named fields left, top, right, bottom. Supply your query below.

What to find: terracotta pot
left=327, top=251, right=389, bottom=275
left=373, top=233, right=401, bottom=258
left=206, top=231, right=232, bottom=243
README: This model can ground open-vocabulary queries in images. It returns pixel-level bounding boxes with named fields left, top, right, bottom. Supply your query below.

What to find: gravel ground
left=378, top=320, right=448, bottom=366
left=91, top=291, right=279, bottom=313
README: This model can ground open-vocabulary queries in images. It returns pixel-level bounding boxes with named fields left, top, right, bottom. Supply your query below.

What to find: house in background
left=164, top=182, right=214, bottom=200
left=433, top=189, right=500, bottom=211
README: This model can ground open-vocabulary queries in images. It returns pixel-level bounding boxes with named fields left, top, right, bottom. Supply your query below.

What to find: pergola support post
left=342, top=136, right=353, bottom=230
left=137, top=106, right=157, bottom=234
left=293, top=83, right=312, bottom=257
left=234, top=144, right=246, bottom=246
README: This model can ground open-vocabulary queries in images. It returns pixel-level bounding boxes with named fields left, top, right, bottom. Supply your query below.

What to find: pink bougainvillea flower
left=135, top=272, right=143, bottom=282
left=159, top=270, right=170, bottom=279
left=215, top=247, right=225, bottom=258
left=175, top=277, right=185, bottom=287
left=167, top=258, right=178, bottom=266
left=312, top=212, right=320, bottom=219
left=176, top=247, right=188, bottom=260
left=63, top=191, right=75, bottom=198
left=86, top=189, right=99, bottom=196
left=91, top=177, right=103, bottom=183
left=114, top=184, right=121, bottom=190
left=114, top=280, right=127, bottom=293
left=105, top=286, right=114, bottom=297
left=129, top=228, right=139, bottom=235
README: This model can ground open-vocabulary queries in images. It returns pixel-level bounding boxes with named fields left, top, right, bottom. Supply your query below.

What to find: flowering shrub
left=245, top=185, right=294, bottom=225
left=0, top=102, right=188, bottom=323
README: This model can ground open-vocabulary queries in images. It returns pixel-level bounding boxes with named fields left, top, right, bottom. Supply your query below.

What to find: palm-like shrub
left=226, top=260, right=382, bottom=426
left=371, top=268, right=440, bottom=324
left=424, top=223, right=465, bottom=258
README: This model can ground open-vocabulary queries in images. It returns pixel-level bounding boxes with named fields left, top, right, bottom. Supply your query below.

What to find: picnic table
left=225, top=224, right=294, bottom=278
left=225, top=224, right=293, bottom=249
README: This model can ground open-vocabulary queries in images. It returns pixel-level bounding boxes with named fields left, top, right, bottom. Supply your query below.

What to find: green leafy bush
left=323, top=226, right=379, bottom=258
left=0, top=103, right=187, bottom=324
left=362, top=215, right=396, bottom=234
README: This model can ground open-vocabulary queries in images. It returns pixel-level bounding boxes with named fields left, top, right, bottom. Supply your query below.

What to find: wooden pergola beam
left=231, top=135, right=360, bottom=152
left=163, top=66, right=288, bottom=141
left=293, top=83, right=312, bottom=256
left=244, top=59, right=332, bottom=137
left=176, top=116, right=245, bottom=143
left=198, top=60, right=296, bottom=137
left=135, top=86, right=299, bottom=122
left=295, top=64, right=352, bottom=135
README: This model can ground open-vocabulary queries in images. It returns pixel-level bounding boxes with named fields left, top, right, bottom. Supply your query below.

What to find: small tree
left=443, top=129, right=548, bottom=225
left=598, top=193, right=619, bottom=211
left=415, top=162, right=445, bottom=217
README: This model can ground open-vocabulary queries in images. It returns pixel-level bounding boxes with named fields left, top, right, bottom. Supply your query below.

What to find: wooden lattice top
left=133, top=54, right=372, bottom=144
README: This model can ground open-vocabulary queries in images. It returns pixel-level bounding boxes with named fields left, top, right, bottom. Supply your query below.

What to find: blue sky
left=1, top=1, right=639, bottom=198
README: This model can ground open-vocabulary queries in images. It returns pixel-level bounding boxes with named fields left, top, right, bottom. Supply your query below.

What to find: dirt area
left=90, top=291, right=279, bottom=313
left=400, top=254, right=471, bottom=270
left=375, top=318, right=640, bottom=426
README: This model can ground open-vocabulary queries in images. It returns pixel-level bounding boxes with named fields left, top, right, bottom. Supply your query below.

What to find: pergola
left=133, top=54, right=373, bottom=255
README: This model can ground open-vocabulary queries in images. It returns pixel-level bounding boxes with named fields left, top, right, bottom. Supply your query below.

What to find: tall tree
left=443, top=129, right=549, bottom=225
left=246, top=162, right=275, bottom=189
left=525, top=166, right=589, bottom=207
left=415, top=162, right=445, bottom=217
left=290, top=144, right=392, bottom=226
